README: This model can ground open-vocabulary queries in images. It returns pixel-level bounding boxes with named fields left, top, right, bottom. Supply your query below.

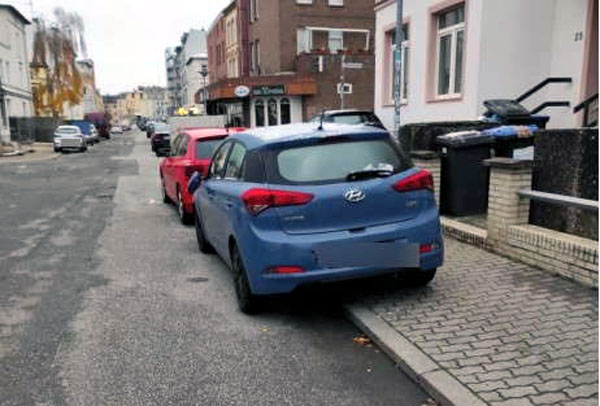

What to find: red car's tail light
left=393, top=170, right=434, bottom=192
left=266, top=266, right=305, bottom=274
left=241, top=188, right=314, bottom=216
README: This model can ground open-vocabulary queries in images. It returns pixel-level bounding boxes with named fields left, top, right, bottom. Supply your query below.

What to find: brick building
left=205, top=0, right=375, bottom=127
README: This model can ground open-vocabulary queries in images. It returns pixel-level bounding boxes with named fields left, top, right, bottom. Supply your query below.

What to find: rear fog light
left=266, top=266, right=305, bottom=274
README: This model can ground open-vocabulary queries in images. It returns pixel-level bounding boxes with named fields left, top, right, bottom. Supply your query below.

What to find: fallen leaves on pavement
left=353, top=335, right=372, bottom=346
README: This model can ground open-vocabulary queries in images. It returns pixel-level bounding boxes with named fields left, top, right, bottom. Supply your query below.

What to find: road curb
left=344, top=303, right=488, bottom=406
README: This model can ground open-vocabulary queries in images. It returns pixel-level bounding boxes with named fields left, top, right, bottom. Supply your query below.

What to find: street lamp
left=199, top=65, right=208, bottom=115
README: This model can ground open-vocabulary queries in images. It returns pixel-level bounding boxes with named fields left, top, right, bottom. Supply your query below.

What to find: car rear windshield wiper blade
left=346, top=169, right=393, bottom=181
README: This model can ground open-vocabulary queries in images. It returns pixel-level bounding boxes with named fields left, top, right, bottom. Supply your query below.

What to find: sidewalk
left=0, top=142, right=59, bottom=163
left=346, top=238, right=598, bottom=406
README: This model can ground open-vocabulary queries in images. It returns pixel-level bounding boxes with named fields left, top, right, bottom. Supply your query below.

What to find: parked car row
left=152, top=119, right=444, bottom=314
left=52, top=120, right=131, bottom=153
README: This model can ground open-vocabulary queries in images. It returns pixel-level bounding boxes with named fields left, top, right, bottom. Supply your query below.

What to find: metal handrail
left=515, top=77, right=572, bottom=103
left=530, top=101, right=570, bottom=115
left=573, top=93, right=598, bottom=113
left=519, top=189, right=598, bottom=212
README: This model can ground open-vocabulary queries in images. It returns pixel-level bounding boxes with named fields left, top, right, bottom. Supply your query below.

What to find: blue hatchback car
left=194, top=123, right=443, bottom=313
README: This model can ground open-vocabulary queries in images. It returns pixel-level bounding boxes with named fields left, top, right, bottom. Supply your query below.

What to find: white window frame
left=434, top=10, right=465, bottom=99
left=296, top=0, right=313, bottom=4
left=328, top=0, right=343, bottom=6
left=328, top=30, right=343, bottom=53
left=297, top=28, right=312, bottom=54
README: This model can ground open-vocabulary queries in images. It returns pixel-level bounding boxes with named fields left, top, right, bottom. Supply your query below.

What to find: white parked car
left=53, top=125, right=87, bottom=153
left=110, top=126, right=123, bottom=135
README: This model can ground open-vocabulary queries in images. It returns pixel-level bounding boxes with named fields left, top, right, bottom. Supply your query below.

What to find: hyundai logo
left=344, top=189, right=366, bottom=203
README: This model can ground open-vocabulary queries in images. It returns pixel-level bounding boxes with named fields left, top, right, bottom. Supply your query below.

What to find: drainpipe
left=393, top=0, right=404, bottom=147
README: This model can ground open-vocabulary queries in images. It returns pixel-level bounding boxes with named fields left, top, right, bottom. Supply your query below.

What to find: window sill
left=383, top=101, right=408, bottom=107
left=426, top=94, right=463, bottom=103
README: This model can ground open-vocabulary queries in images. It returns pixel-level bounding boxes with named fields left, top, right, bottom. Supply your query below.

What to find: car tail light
left=393, top=170, right=434, bottom=192
left=267, top=266, right=305, bottom=274
left=241, top=188, right=314, bottom=216
left=420, top=243, right=433, bottom=254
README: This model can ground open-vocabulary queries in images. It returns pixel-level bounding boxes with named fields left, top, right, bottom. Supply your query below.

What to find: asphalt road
left=0, top=131, right=429, bottom=406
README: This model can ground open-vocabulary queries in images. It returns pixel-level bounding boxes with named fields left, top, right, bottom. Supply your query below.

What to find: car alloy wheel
left=231, top=244, right=260, bottom=314
left=177, top=188, right=193, bottom=225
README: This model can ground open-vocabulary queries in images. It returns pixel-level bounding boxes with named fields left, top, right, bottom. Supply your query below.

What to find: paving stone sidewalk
left=361, top=238, right=598, bottom=406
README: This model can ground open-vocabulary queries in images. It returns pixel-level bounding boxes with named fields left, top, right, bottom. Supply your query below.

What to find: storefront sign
left=252, top=85, right=285, bottom=97
left=234, top=85, right=250, bottom=98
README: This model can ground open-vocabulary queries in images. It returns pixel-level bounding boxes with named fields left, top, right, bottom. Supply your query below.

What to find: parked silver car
left=53, top=125, right=87, bottom=153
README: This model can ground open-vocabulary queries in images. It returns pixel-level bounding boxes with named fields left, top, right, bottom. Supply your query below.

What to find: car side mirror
left=187, top=171, right=203, bottom=194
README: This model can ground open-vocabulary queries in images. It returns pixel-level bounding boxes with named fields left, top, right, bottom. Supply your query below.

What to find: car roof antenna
left=317, top=109, right=326, bottom=131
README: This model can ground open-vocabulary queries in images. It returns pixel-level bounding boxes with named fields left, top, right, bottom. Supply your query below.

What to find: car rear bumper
left=237, top=209, right=444, bottom=295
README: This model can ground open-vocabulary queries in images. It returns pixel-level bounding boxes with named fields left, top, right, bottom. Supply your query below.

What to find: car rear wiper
left=346, top=169, right=393, bottom=181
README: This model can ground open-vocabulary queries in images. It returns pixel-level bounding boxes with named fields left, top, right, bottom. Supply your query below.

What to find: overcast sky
left=6, top=0, right=231, bottom=94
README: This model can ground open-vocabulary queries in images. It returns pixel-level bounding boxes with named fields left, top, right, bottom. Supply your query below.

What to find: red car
left=159, top=127, right=246, bottom=224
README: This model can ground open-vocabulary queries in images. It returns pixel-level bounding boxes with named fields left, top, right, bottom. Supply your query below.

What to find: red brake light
left=267, top=266, right=305, bottom=274
left=241, top=188, right=314, bottom=216
left=393, top=170, right=434, bottom=192
left=419, top=243, right=433, bottom=254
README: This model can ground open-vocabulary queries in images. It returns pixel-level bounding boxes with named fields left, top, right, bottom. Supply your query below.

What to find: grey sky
left=5, top=0, right=230, bottom=94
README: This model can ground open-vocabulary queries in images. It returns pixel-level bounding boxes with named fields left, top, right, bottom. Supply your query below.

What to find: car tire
left=161, top=176, right=171, bottom=204
left=231, top=244, right=261, bottom=314
left=195, top=212, right=214, bottom=254
left=53, top=147, right=60, bottom=153
left=177, top=188, right=193, bottom=225
left=405, top=268, right=437, bottom=286
left=80, top=146, right=87, bottom=152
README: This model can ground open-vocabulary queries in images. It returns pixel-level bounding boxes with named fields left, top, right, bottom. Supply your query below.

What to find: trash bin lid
left=437, top=130, right=494, bottom=147
left=483, top=99, right=531, bottom=118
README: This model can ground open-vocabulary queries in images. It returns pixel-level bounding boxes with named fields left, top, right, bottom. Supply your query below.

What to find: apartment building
left=374, top=0, right=598, bottom=130
left=165, top=29, right=208, bottom=113
left=0, top=4, right=32, bottom=142
left=206, top=0, right=375, bottom=127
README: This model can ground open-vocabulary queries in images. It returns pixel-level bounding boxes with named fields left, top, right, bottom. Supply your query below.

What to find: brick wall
left=423, top=154, right=598, bottom=288
left=485, top=158, right=598, bottom=288
left=296, top=53, right=374, bottom=120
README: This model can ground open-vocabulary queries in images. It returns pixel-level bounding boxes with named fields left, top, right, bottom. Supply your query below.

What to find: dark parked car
left=309, top=109, right=386, bottom=129
left=151, top=123, right=172, bottom=156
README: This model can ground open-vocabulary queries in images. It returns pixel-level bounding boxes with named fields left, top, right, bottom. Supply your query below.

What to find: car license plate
left=164, top=135, right=170, bottom=140
left=316, top=241, right=419, bottom=268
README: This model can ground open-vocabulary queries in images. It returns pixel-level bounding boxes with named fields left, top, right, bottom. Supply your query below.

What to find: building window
left=296, top=0, right=313, bottom=4
left=249, top=42, right=254, bottom=72
left=268, top=98, right=278, bottom=126
left=280, top=98, right=290, bottom=124
left=388, top=24, right=409, bottom=103
left=435, top=5, right=465, bottom=97
left=255, top=99, right=264, bottom=126
left=254, top=40, right=260, bottom=73
left=250, top=0, right=259, bottom=21
left=328, top=30, right=343, bottom=53
left=328, top=0, right=343, bottom=6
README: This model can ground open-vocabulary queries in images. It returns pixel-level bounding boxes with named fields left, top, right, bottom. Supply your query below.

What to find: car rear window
left=56, top=127, right=79, bottom=134
left=330, top=113, right=380, bottom=125
left=272, top=139, right=410, bottom=184
left=196, top=139, right=224, bottom=159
